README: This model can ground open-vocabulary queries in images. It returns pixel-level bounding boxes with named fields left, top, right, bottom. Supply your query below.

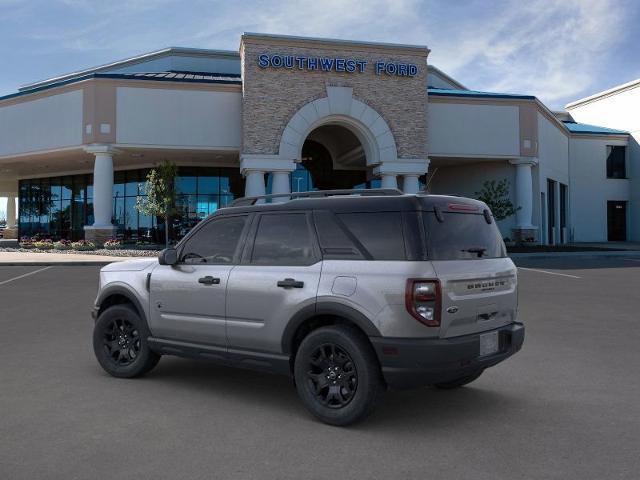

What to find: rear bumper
left=370, top=323, right=524, bottom=390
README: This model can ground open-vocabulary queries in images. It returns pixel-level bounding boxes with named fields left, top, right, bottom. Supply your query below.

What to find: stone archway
left=278, top=86, right=398, bottom=167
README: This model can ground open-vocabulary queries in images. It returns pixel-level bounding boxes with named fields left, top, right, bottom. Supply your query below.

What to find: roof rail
left=230, top=188, right=404, bottom=207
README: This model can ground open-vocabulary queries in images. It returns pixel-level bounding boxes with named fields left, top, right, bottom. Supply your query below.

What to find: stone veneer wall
left=240, top=36, right=429, bottom=160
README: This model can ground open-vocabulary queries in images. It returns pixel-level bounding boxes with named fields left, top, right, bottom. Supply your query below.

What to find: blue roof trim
left=0, top=72, right=242, bottom=102
left=428, top=87, right=535, bottom=100
left=562, top=121, right=628, bottom=135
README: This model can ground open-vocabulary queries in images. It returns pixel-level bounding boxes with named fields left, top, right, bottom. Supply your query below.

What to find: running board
left=147, top=337, right=291, bottom=376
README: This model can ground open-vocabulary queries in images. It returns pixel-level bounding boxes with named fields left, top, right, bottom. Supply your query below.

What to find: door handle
left=198, top=276, right=220, bottom=285
left=277, top=278, right=304, bottom=288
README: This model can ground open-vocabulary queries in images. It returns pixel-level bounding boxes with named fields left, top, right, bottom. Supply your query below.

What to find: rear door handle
left=198, top=276, right=220, bottom=285
left=277, top=278, right=304, bottom=288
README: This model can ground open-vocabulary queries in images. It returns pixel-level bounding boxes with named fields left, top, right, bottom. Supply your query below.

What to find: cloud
left=2, top=0, right=636, bottom=108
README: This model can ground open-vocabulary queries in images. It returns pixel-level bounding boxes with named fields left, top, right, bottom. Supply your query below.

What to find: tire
left=93, top=304, right=160, bottom=378
left=294, top=325, right=384, bottom=426
left=433, top=370, right=483, bottom=389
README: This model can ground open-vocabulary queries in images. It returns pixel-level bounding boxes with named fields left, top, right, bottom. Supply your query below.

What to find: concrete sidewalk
left=0, top=251, right=151, bottom=266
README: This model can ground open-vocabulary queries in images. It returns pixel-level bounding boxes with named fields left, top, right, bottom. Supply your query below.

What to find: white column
left=401, top=174, right=420, bottom=194
left=6, top=195, right=16, bottom=229
left=91, top=151, right=115, bottom=227
left=510, top=158, right=537, bottom=229
left=380, top=174, right=398, bottom=190
left=244, top=170, right=266, bottom=197
left=271, top=171, right=291, bottom=202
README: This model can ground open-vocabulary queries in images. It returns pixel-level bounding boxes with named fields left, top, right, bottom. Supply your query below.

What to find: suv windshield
left=423, top=212, right=506, bottom=260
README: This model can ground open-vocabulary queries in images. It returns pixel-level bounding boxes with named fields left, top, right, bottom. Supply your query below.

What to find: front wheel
left=294, top=325, right=384, bottom=426
left=93, top=304, right=160, bottom=378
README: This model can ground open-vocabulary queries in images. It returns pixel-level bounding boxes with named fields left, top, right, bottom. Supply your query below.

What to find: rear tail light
left=405, top=279, right=441, bottom=327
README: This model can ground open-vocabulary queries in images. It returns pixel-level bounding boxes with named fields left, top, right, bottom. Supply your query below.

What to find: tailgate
left=432, top=258, right=517, bottom=338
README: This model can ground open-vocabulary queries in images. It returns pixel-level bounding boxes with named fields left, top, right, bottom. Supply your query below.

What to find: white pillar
left=509, top=158, right=537, bottom=229
left=6, top=195, right=16, bottom=229
left=244, top=170, right=266, bottom=197
left=271, top=171, right=290, bottom=202
left=380, top=174, right=398, bottom=190
left=83, top=145, right=117, bottom=245
left=401, top=174, right=420, bottom=194
left=92, top=152, right=115, bottom=227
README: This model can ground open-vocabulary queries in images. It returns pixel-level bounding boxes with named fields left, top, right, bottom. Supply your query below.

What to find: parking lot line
left=0, top=266, right=52, bottom=286
left=517, top=267, right=581, bottom=279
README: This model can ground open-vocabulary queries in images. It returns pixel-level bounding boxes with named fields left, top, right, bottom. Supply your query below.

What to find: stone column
left=401, top=174, right=420, bottom=194
left=380, top=173, right=398, bottom=190
left=3, top=195, right=18, bottom=240
left=244, top=170, right=266, bottom=197
left=271, top=171, right=291, bottom=202
left=509, top=158, right=538, bottom=242
left=84, top=145, right=117, bottom=245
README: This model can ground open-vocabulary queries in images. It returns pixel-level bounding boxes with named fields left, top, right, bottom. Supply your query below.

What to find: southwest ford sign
left=257, top=54, right=418, bottom=77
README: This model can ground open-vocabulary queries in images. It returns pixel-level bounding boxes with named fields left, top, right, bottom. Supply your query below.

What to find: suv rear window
left=336, top=212, right=406, bottom=260
left=424, top=212, right=506, bottom=260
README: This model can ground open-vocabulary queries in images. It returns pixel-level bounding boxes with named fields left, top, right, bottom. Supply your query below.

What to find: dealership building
left=0, top=33, right=636, bottom=245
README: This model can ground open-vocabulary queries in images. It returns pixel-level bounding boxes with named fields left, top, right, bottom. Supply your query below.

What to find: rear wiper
left=462, top=247, right=487, bottom=257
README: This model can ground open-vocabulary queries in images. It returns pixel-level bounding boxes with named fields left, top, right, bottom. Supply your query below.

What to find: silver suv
left=92, top=189, right=524, bottom=425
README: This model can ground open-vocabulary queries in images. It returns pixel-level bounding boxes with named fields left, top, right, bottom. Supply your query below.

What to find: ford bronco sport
left=92, top=189, right=524, bottom=426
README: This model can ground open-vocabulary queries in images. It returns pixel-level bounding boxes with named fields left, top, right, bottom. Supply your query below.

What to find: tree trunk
left=164, top=215, right=170, bottom=248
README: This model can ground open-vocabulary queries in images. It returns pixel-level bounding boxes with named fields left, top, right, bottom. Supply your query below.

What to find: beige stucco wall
left=240, top=35, right=429, bottom=160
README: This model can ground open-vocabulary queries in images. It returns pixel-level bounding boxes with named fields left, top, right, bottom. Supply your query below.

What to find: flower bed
left=54, top=239, right=72, bottom=250
left=103, top=238, right=123, bottom=250
left=70, top=240, right=96, bottom=251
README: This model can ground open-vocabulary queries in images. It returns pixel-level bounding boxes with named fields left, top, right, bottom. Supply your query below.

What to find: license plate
left=479, top=331, right=499, bottom=357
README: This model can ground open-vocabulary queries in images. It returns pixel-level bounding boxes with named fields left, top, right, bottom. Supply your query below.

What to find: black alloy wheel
left=294, top=325, right=384, bottom=426
left=93, top=304, right=160, bottom=378
left=102, top=318, right=141, bottom=366
left=306, top=343, right=358, bottom=409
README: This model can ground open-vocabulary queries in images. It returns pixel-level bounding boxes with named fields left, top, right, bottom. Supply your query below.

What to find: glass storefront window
left=18, top=166, right=244, bottom=242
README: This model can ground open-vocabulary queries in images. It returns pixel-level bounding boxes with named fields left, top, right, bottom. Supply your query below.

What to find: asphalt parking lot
left=1, top=257, right=639, bottom=479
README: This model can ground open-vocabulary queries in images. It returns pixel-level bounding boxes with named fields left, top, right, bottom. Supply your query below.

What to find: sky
left=1, top=0, right=640, bottom=218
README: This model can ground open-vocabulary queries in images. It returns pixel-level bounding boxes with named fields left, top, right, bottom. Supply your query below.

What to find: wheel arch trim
left=95, top=284, right=148, bottom=326
left=281, top=301, right=381, bottom=354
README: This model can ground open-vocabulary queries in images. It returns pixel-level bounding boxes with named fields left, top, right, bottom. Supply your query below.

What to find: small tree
left=136, top=161, right=178, bottom=248
left=474, top=179, right=519, bottom=221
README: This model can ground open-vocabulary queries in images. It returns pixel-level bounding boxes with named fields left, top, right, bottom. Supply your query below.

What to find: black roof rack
left=230, top=188, right=404, bottom=207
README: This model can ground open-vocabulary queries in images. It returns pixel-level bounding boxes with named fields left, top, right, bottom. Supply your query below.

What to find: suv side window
left=251, top=213, right=316, bottom=266
left=180, top=215, right=248, bottom=264
left=336, top=212, right=406, bottom=260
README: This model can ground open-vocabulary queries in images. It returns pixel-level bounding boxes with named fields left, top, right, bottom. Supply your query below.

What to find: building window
left=18, top=167, right=244, bottom=243
left=606, top=146, right=626, bottom=179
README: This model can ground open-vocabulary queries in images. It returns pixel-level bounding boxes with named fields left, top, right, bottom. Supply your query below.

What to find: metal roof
left=562, top=121, right=628, bottom=135
left=0, top=71, right=241, bottom=103
left=427, top=87, right=535, bottom=100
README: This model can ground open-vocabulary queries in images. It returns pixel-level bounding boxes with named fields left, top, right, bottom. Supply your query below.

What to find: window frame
left=241, top=211, right=321, bottom=267
left=176, top=213, right=252, bottom=266
left=606, top=145, right=627, bottom=179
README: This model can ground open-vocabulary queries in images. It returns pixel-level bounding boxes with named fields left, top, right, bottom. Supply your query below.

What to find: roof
left=565, top=78, right=640, bottom=109
left=427, top=66, right=467, bottom=90
left=428, top=87, right=536, bottom=100
left=19, top=47, right=240, bottom=92
left=562, top=121, right=628, bottom=135
left=0, top=71, right=241, bottom=103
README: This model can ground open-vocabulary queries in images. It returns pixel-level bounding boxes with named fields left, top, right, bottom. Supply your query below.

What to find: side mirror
left=158, top=248, right=178, bottom=266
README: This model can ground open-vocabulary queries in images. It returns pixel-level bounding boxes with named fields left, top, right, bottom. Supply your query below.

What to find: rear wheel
left=294, top=325, right=383, bottom=426
left=93, top=304, right=160, bottom=378
left=433, top=370, right=483, bottom=389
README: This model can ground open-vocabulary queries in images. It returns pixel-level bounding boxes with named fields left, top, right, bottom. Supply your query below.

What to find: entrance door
left=547, top=179, right=556, bottom=245
left=149, top=214, right=250, bottom=346
left=607, top=201, right=627, bottom=241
